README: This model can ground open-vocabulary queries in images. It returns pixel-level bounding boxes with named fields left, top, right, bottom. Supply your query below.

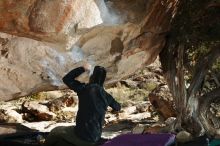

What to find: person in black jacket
left=45, top=65, right=121, bottom=146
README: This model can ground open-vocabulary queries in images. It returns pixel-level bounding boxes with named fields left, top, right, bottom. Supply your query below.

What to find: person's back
left=62, top=65, right=121, bottom=143
left=75, top=84, right=110, bottom=142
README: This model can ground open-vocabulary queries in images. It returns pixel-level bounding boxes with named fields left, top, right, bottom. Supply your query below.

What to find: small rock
left=118, top=112, right=127, bottom=120
left=133, top=76, right=145, bottom=82
left=127, top=112, right=151, bottom=121
left=5, top=109, right=23, bottom=123
left=122, top=106, right=137, bottom=115
left=136, top=102, right=150, bottom=113
left=132, top=124, right=145, bottom=134
left=0, top=109, right=23, bottom=123
left=143, top=124, right=164, bottom=134
left=164, top=117, right=176, bottom=125
left=45, top=96, right=76, bottom=112
left=105, top=114, right=117, bottom=124
left=215, top=129, right=220, bottom=139
left=176, top=131, right=193, bottom=143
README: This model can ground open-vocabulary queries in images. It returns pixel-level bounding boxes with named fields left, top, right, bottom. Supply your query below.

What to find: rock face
left=0, top=0, right=178, bottom=101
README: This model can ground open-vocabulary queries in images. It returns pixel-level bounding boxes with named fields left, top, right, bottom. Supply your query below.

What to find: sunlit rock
left=0, top=0, right=178, bottom=101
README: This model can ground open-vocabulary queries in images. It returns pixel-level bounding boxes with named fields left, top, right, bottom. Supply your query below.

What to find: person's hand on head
left=83, top=63, right=91, bottom=72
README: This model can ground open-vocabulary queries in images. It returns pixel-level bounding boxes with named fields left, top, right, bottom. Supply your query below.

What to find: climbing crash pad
left=101, top=133, right=175, bottom=146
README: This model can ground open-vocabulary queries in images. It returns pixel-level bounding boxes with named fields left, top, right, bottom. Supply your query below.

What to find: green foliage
left=141, top=82, right=157, bottom=92
left=171, top=0, right=220, bottom=46
left=171, top=0, right=220, bottom=68
left=25, top=92, right=47, bottom=100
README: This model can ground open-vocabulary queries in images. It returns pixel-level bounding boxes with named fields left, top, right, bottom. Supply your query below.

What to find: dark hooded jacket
left=62, top=66, right=121, bottom=143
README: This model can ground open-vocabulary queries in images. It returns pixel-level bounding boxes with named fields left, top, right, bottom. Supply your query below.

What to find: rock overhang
left=0, top=0, right=178, bottom=101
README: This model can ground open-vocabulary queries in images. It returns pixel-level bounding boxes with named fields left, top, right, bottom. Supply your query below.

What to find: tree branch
left=176, top=44, right=187, bottom=110
left=160, top=38, right=179, bottom=105
left=198, top=87, right=220, bottom=135
left=207, top=2, right=220, bottom=8
left=211, top=72, right=220, bottom=87
left=199, top=87, right=220, bottom=104
left=188, top=45, right=220, bottom=98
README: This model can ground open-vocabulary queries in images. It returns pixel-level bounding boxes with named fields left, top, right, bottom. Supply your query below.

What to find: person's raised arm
left=62, top=67, right=85, bottom=93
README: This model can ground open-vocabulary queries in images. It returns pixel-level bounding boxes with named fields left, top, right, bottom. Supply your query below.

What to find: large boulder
left=22, top=101, right=56, bottom=121
left=0, top=0, right=178, bottom=101
left=148, top=85, right=176, bottom=120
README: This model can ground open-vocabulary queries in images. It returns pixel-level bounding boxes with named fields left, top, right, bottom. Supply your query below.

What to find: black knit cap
left=89, top=66, right=106, bottom=86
